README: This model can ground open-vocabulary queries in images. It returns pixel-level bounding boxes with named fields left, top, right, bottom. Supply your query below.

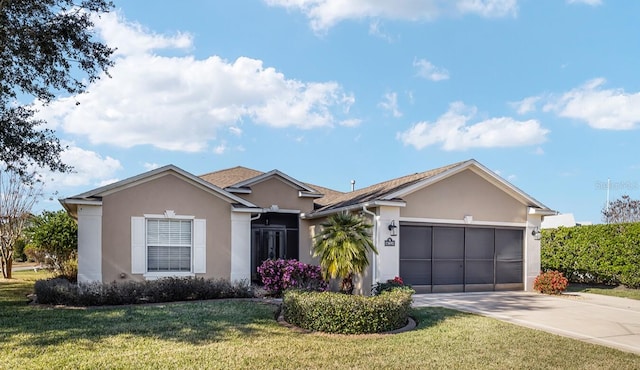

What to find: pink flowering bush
left=258, top=259, right=327, bottom=297
left=533, top=270, right=568, bottom=295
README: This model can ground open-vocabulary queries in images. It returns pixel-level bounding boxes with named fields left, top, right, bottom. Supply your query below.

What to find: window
left=131, top=214, right=206, bottom=277
left=146, top=219, right=192, bottom=272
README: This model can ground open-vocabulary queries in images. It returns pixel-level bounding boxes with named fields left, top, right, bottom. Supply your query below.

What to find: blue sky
left=34, top=0, right=640, bottom=223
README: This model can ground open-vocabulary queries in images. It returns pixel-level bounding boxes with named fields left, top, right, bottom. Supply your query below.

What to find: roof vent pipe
left=350, top=180, right=355, bottom=192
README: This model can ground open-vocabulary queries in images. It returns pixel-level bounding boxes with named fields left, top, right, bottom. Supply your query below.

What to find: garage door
left=399, top=224, right=523, bottom=292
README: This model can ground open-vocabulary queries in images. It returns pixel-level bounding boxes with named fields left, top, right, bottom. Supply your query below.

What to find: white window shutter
left=193, top=219, right=206, bottom=273
left=131, top=217, right=146, bottom=274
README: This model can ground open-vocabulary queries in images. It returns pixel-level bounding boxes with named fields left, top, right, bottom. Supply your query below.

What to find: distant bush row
left=34, top=277, right=253, bottom=306
left=541, top=223, right=640, bottom=288
left=283, top=288, right=413, bottom=334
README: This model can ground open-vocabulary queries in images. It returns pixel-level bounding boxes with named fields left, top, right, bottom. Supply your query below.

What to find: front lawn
left=1, top=271, right=639, bottom=369
left=566, top=283, right=640, bottom=300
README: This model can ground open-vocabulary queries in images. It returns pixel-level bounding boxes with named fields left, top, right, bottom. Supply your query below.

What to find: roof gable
left=306, top=159, right=551, bottom=217
left=63, top=165, right=257, bottom=208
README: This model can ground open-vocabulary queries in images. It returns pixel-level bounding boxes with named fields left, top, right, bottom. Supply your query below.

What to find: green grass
left=1, top=271, right=639, bottom=369
left=566, top=283, right=640, bottom=300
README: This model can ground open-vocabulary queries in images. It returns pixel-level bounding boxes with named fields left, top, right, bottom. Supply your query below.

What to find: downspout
left=362, top=204, right=378, bottom=285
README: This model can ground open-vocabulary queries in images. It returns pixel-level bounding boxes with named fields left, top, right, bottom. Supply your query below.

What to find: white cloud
left=143, top=162, right=160, bottom=171
left=228, top=126, right=243, bottom=136
left=37, top=13, right=355, bottom=153
left=214, top=143, right=227, bottom=155
left=397, top=102, right=549, bottom=150
left=567, top=0, right=602, bottom=6
left=511, top=96, right=540, bottom=114
left=96, top=12, right=193, bottom=56
left=544, top=78, right=640, bottom=130
left=265, top=0, right=518, bottom=32
left=379, top=92, right=402, bottom=118
left=42, top=145, right=122, bottom=188
left=339, top=118, right=362, bottom=127
left=368, top=20, right=395, bottom=42
left=413, top=58, right=450, bottom=81
left=98, top=178, right=120, bottom=187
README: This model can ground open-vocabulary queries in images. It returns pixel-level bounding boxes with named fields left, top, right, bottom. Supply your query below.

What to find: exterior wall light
left=531, top=226, right=541, bottom=240
left=388, top=220, right=398, bottom=236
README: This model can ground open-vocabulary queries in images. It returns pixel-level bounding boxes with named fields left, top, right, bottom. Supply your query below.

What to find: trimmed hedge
left=283, top=289, right=413, bottom=334
left=34, top=277, right=254, bottom=306
left=541, top=223, right=640, bottom=288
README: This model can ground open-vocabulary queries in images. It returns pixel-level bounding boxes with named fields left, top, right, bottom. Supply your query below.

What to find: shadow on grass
left=411, top=306, right=469, bottom=330
left=0, top=299, right=282, bottom=348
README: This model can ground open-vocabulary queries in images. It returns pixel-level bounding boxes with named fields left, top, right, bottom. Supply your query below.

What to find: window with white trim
left=146, top=219, right=192, bottom=272
left=131, top=214, right=206, bottom=277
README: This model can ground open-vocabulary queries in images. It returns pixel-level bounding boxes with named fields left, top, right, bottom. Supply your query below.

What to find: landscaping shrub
left=34, top=277, right=254, bottom=306
left=533, top=270, right=568, bottom=295
left=541, top=223, right=640, bottom=288
left=371, top=276, right=412, bottom=295
left=283, top=289, right=414, bottom=334
left=258, top=259, right=327, bottom=297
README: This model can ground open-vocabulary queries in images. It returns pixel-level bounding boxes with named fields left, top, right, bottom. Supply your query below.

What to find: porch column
left=77, top=205, right=103, bottom=283
left=230, top=212, right=251, bottom=282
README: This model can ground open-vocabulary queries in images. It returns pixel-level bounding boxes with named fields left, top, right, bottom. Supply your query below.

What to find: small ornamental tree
left=0, top=169, right=42, bottom=278
left=312, top=212, right=377, bottom=294
left=26, top=210, right=78, bottom=278
left=602, top=195, right=640, bottom=224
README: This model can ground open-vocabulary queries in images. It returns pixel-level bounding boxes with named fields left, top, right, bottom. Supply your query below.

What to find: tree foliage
left=602, top=195, right=640, bottom=224
left=0, top=169, right=42, bottom=278
left=26, top=209, right=77, bottom=276
left=0, top=0, right=114, bottom=180
left=312, top=212, right=376, bottom=294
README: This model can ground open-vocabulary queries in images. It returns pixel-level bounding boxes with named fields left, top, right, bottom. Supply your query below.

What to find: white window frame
left=131, top=211, right=206, bottom=279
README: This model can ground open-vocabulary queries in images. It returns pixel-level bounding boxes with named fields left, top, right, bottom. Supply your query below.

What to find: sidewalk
left=413, top=291, right=640, bottom=355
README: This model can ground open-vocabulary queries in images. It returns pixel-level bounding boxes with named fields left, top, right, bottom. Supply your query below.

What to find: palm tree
left=312, top=212, right=377, bottom=294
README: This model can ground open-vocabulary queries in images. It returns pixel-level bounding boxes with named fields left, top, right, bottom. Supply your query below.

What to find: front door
left=251, top=228, right=286, bottom=281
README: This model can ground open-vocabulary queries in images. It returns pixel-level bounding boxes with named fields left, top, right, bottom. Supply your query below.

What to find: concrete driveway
left=413, top=291, right=640, bottom=355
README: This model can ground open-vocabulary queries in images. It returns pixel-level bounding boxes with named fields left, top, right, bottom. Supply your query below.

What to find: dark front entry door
left=251, top=228, right=286, bottom=281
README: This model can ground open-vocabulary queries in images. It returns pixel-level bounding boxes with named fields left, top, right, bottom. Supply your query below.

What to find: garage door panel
left=433, top=261, right=464, bottom=285
left=496, top=261, right=523, bottom=284
left=495, top=229, right=523, bottom=260
left=400, top=226, right=432, bottom=260
left=465, top=260, right=494, bottom=284
left=465, top=228, right=494, bottom=260
left=400, top=260, right=431, bottom=285
left=432, top=227, right=464, bottom=259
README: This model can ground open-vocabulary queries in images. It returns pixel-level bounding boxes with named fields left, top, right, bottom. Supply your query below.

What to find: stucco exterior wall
left=401, top=169, right=527, bottom=223
left=101, top=174, right=233, bottom=282
left=239, top=177, right=315, bottom=212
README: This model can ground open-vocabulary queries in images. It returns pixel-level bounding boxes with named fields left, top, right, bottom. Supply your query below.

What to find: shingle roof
left=311, top=161, right=465, bottom=213
left=199, top=166, right=264, bottom=189
left=198, top=162, right=467, bottom=212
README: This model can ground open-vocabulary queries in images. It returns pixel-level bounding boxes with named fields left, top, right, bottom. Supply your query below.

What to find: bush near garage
left=34, top=277, right=253, bottom=306
left=371, top=276, right=412, bottom=295
left=541, top=223, right=640, bottom=288
left=283, top=289, right=414, bottom=334
left=533, top=270, right=568, bottom=295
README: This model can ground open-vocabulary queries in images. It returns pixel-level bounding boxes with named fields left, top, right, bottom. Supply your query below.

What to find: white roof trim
left=59, top=199, right=103, bottom=206
left=383, top=159, right=553, bottom=211
left=301, top=200, right=406, bottom=219
left=528, top=207, right=558, bottom=216
left=232, top=169, right=320, bottom=195
left=63, top=165, right=257, bottom=208
left=299, top=191, right=324, bottom=198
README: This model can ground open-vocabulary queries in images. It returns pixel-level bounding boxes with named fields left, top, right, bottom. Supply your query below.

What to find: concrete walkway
left=413, top=291, right=640, bottom=355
